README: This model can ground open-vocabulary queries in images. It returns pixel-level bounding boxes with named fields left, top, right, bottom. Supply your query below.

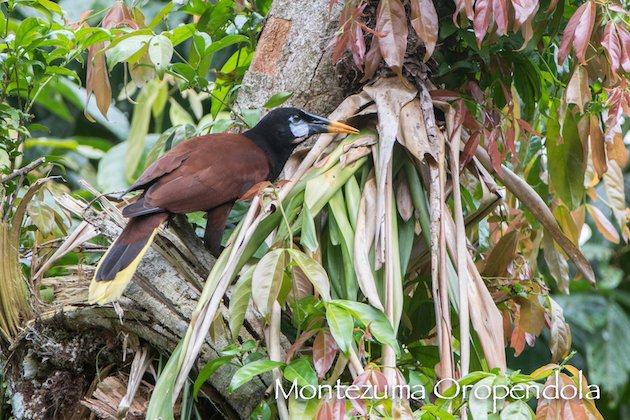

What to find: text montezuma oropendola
left=89, top=107, right=359, bottom=304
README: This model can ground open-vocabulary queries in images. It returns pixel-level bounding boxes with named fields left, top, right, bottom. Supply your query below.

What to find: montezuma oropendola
left=89, top=107, right=359, bottom=304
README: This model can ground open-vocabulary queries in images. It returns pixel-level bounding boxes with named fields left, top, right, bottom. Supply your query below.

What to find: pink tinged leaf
left=331, top=5, right=352, bottom=65
left=465, top=0, right=474, bottom=21
left=102, top=0, right=136, bottom=29
left=587, top=204, right=620, bottom=243
left=369, top=369, right=388, bottom=394
left=350, top=20, right=366, bottom=66
left=565, top=65, right=592, bottom=113
left=602, top=22, right=622, bottom=75
left=313, top=330, right=338, bottom=379
left=316, top=400, right=333, bottom=420
left=331, top=397, right=346, bottom=419
left=558, top=2, right=589, bottom=65
left=512, top=0, right=538, bottom=30
left=609, top=4, right=629, bottom=15
left=573, top=1, right=597, bottom=64
left=616, top=25, right=630, bottom=73
left=492, top=0, right=508, bottom=35
left=473, top=0, right=492, bottom=47
left=429, top=89, right=461, bottom=101
left=410, top=0, right=439, bottom=61
left=376, top=0, right=408, bottom=75
left=286, top=329, right=318, bottom=363
left=85, top=42, right=112, bottom=122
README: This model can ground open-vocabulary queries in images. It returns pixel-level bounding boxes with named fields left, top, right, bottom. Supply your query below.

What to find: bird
left=88, top=107, right=359, bottom=304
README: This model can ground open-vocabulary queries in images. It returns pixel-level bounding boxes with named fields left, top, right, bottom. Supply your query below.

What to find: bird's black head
left=243, top=107, right=358, bottom=178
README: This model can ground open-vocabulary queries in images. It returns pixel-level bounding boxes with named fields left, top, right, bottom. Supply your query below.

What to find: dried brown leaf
left=85, top=42, right=112, bottom=121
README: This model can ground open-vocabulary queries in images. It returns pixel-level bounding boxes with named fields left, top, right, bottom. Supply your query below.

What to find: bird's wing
left=141, top=135, right=271, bottom=214
left=125, top=136, right=204, bottom=192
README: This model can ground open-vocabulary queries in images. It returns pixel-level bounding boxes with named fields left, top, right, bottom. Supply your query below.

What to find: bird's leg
left=204, top=202, right=234, bottom=257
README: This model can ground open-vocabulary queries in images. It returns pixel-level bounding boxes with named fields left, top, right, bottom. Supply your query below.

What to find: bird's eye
left=289, top=115, right=300, bottom=123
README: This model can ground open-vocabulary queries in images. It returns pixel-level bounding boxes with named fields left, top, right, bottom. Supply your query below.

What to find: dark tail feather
left=89, top=213, right=167, bottom=304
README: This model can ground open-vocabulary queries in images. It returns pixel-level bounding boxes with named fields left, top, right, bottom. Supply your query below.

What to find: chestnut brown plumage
left=89, top=107, right=359, bottom=304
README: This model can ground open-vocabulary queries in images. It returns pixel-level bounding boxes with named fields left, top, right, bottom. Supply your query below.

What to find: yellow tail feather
left=88, top=227, right=160, bottom=305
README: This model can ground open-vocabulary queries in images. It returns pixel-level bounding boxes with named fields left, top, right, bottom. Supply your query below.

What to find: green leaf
left=193, top=355, right=235, bottom=399
left=229, top=265, right=254, bottom=338
left=264, top=92, right=294, bottom=108
left=252, top=249, right=286, bottom=319
left=499, top=400, right=535, bottom=420
left=330, top=300, right=400, bottom=355
left=206, top=34, right=249, bottom=54
left=286, top=249, right=331, bottom=301
left=228, top=359, right=284, bottom=392
left=148, top=35, right=173, bottom=76
left=106, top=35, right=151, bottom=71
left=26, top=201, right=56, bottom=235
left=283, top=358, right=318, bottom=388
left=148, top=2, right=175, bottom=29
left=299, top=204, right=318, bottom=252
left=241, top=108, right=261, bottom=128
left=163, top=23, right=196, bottom=46
left=325, top=303, right=354, bottom=354
left=468, top=375, right=495, bottom=420
left=546, top=104, right=584, bottom=209
left=126, top=79, right=164, bottom=182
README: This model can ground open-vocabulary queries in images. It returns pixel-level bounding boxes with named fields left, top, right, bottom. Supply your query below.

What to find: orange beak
left=326, top=120, right=360, bottom=135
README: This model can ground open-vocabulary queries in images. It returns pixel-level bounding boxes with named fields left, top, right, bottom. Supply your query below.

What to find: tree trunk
left=3, top=1, right=348, bottom=419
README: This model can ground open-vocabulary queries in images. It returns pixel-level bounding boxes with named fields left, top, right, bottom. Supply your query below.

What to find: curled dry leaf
left=519, top=296, right=546, bottom=336
left=410, top=0, right=438, bottom=61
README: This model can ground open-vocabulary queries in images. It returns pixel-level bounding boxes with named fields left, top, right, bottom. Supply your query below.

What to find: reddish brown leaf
left=429, top=89, right=461, bottom=101
left=468, top=80, right=484, bottom=103
left=565, top=65, right=592, bottom=113
left=573, top=1, right=597, bottom=64
left=486, top=129, right=502, bottom=175
left=461, top=130, right=480, bottom=168
left=617, top=24, right=630, bottom=72
left=517, top=118, right=543, bottom=137
left=589, top=114, right=607, bottom=177
left=286, top=329, right=318, bottom=363
left=601, top=22, right=622, bottom=75
left=376, top=0, right=408, bottom=75
left=473, top=0, right=492, bottom=47
left=558, top=2, right=589, bottom=65
left=313, top=330, right=338, bottom=379
left=510, top=321, right=526, bottom=356
left=609, top=4, right=629, bottom=15
left=493, top=0, right=509, bottom=35
left=362, top=36, right=382, bottom=81
left=85, top=42, right=112, bottom=121
left=410, top=0, right=438, bottom=61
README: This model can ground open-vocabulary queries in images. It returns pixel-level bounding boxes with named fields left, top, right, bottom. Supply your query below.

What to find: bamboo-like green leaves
left=325, top=303, right=354, bottom=355
left=252, top=249, right=286, bottom=319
